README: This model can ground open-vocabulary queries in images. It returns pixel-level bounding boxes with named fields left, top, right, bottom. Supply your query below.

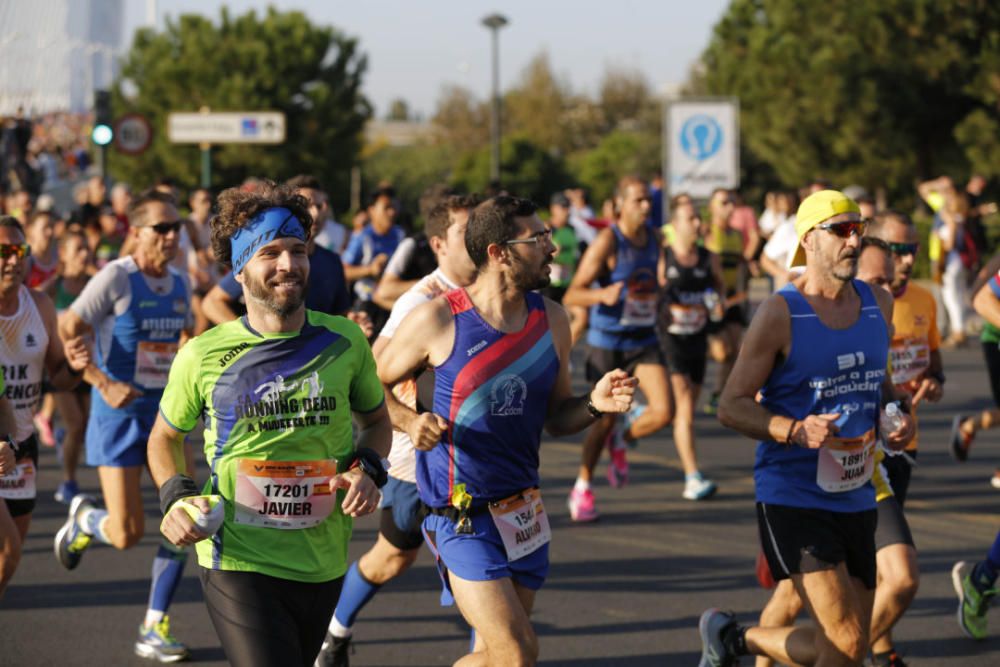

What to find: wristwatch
left=351, top=448, right=389, bottom=488
left=586, top=398, right=603, bottom=418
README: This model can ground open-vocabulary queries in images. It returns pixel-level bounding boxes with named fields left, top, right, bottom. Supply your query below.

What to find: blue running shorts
left=379, top=477, right=425, bottom=550
left=85, top=410, right=156, bottom=467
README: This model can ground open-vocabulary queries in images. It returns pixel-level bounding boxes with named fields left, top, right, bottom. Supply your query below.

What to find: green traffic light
left=92, top=124, right=113, bottom=146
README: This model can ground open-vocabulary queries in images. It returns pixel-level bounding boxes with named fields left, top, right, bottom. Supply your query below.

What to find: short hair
left=286, top=174, right=324, bottom=192
left=669, top=192, right=693, bottom=208
left=212, top=181, right=313, bottom=269
left=0, top=215, right=25, bottom=238
left=58, top=227, right=88, bottom=252
left=128, top=189, right=177, bottom=227
left=710, top=187, right=731, bottom=201
left=860, top=236, right=891, bottom=254
left=425, top=194, right=481, bottom=240
left=867, top=210, right=913, bottom=237
left=465, top=196, right=537, bottom=269
left=367, top=186, right=396, bottom=208
left=615, top=176, right=645, bottom=200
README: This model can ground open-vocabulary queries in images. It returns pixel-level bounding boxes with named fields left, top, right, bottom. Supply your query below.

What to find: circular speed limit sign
left=114, top=114, right=153, bottom=155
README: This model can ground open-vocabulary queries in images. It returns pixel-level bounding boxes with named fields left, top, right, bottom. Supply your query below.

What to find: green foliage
left=451, top=135, right=572, bottom=203
left=571, top=130, right=660, bottom=205
left=362, top=142, right=453, bottom=218
left=697, top=0, right=1000, bottom=199
left=108, top=7, right=370, bottom=208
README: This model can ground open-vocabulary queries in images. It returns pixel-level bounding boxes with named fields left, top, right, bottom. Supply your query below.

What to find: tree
left=108, top=7, right=370, bottom=208
left=696, top=0, right=1000, bottom=198
left=451, top=135, right=571, bottom=204
left=386, top=98, right=410, bottom=121
left=430, top=85, right=490, bottom=151
left=571, top=130, right=660, bottom=206
left=503, top=52, right=574, bottom=155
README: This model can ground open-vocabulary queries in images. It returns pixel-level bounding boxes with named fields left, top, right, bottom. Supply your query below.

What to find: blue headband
left=230, top=207, right=307, bottom=274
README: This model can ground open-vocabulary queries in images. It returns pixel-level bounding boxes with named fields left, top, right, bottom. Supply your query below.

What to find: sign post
left=663, top=98, right=740, bottom=221
left=167, top=110, right=287, bottom=188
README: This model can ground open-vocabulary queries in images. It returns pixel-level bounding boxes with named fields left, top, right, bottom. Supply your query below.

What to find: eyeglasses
left=816, top=221, right=867, bottom=238
left=887, top=242, right=919, bottom=257
left=140, top=221, right=182, bottom=235
left=505, top=229, right=552, bottom=246
left=0, top=243, right=31, bottom=260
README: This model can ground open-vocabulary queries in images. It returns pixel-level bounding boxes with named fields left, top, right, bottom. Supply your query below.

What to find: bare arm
left=353, top=401, right=392, bottom=460
left=372, top=273, right=418, bottom=311
left=563, top=228, right=622, bottom=308
left=973, top=281, right=1000, bottom=329
left=59, top=308, right=144, bottom=407
left=34, top=290, right=85, bottom=390
left=148, top=413, right=190, bottom=488
left=201, top=283, right=240, bottom=325
left=343, top=254, right=387, bottom=282
left=544, top=298, right=636, bottom=436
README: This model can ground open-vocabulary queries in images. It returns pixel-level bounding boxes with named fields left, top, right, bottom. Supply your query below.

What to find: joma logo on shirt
left=219, top=341, right=251, bottom=367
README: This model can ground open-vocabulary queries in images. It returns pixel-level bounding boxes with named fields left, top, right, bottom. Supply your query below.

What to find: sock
left=331, top=562, right=381, bottom=634
left=145, top=540, right=189, bottom=625
left=79, top=507, right=113, bottom=545
left=685, top=471, right=704, bottom=483
left=573, top=478, right=590, bottom=493
left=721, top=623, right=748, bottom=656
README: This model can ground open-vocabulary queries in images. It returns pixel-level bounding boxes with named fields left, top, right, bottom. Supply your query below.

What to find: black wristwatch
left=351, top=448, right=389, bottom=488
left=586, top=398, right=603, bottom=419
left=2, top=434, right=19, bottom=457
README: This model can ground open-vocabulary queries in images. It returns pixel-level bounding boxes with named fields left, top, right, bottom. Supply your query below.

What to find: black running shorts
left=984, top=341, right=1000, bottom=407
left=881, top=451, right=916, bottom=507
left=757, top=502, right=878, bottom=589
left=584, top=343, right=663, bottom=383
left=659, top=332, right=708, bottom=386
left=200, top=568, right=343, bottom=667
left=875, top=495, right=915, bottom=550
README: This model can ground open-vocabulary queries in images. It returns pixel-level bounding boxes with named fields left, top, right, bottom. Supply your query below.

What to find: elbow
left=717, top=396, right=737, bottom=429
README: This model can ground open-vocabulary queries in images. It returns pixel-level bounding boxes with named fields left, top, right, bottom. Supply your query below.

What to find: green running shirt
left=159, top=311, right=385, bottom=582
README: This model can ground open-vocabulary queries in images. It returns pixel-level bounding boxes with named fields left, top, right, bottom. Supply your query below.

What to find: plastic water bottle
left=880, top=402, right=904, bottom=434
left=704, top=289, right=723, bottom=323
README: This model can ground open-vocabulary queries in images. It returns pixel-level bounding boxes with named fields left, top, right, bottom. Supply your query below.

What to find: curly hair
left=465, top=195, right=537, bottom=269
left=211, top=181, right=313, bottom=269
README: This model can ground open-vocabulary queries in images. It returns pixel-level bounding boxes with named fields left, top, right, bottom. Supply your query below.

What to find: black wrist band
left=2, top=435, right=18, bottom=457
left=159, top=474, right=199, bottom=516
left=348, top=447, right=388, bottom=488
left=586, top=399, right=603, bottom=418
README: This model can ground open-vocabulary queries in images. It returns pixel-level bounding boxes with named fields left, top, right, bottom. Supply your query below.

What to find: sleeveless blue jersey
left=417, top=289, right=560, bottom=509
left=587, top=223, right=659, bottom=350
left=94, top=265, right=189, bottom=417
left=755, top=280, right=888, bottom=512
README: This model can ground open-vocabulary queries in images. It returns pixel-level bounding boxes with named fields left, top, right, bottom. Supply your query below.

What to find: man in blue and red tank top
left=697, top=190, right=914, bottom=667
left=378, top=195, right=638, bottom=666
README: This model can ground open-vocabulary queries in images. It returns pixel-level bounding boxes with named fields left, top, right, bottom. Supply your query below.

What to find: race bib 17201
left=234, top=459, right=338, bottom=529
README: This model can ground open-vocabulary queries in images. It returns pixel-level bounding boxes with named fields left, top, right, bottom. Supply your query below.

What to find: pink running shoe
left=567, top=488, right=598, bottom=522
left=34, top=414, right=56, bottom=447
left=606, top=424, right=629, bottom=488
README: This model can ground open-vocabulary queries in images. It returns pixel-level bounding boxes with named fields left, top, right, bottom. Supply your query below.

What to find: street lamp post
left=481, top=13, right=508, bottom=187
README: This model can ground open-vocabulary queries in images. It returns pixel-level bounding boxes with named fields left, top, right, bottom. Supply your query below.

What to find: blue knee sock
left=973, top=530, right=1000, bottom=587
left=146, top=540, right=188, bottom=622
left=332, top=561, right=381, bottom=631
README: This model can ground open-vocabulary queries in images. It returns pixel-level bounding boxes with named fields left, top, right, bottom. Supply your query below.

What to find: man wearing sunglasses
left=0, top=215, right=89, bottom=600
left=699, top=190, right=914, bottom=667
left=54, top=189, right=195, bottom=662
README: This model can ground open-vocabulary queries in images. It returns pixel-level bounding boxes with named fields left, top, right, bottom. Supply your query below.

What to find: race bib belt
left=0, top=461, right=36, bottom=500
left=489, top=488, right=551, bottom=561
left=816, top=429, right=876, bottom=493
left=134, top=341, right=179, bottom=389
left=666, top=303, right=708, bottom=335
left=889, top=337, right=930, bottom=386
left=234, top=459, right=338, bottom=529
left=230, top=207, right=307, bottom=275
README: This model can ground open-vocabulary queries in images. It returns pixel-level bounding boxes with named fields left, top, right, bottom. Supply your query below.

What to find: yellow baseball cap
left=788, top=190, right=861, bottom=268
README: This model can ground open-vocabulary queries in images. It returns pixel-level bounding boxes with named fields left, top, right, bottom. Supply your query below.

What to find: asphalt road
left=2, top=344, right=999, bottom=666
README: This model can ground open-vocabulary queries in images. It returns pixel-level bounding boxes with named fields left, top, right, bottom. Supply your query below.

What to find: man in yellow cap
left=697, top=190, right=914, bottom=667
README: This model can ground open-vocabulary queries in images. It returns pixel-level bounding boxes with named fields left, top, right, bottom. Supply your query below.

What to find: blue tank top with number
left=587, top=223, right=659, bottom=350
left=754, top=280, right=888, bottom=512
left=417, top=289, right=560, bottom=509
left=94, top=262, right=189, bottom=417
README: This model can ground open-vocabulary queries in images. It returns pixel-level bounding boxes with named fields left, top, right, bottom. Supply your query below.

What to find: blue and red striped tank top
left=417, top=289, right=560, bottom=509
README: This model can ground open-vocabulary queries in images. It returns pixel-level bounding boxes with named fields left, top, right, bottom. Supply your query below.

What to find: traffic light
left=92, top=90, right=113, bottom=146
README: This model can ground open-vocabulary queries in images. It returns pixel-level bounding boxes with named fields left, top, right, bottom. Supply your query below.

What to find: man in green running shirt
left=148, top=182, right=391, bottom=666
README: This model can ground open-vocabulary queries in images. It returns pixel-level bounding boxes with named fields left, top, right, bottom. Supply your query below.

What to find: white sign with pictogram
left=167, top=112, right=286, bottom=144
left=664, top=98, right=740, bottom=200
left=114, top=114, right=152, bottom=155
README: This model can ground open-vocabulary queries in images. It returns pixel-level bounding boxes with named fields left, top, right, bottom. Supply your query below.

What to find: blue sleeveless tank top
left=754, top=280, right=888, bottom=512
left=417, top=289, right=560, bottom=509
left=94, top=265, right=189, bottom=416
left=586, top=223, right=659, bottom=350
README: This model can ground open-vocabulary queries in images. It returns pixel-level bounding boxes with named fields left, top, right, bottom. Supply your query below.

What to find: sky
left=123, top=0, right=731, bottom=119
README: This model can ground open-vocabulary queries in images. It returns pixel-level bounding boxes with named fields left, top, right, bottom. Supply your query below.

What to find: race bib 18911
left=816, top=430, right=876, bottom=493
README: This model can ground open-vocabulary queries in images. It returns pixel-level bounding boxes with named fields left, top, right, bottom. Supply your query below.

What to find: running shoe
left=54, top=479, right=79, bottom=505
left=991, top=471, right=1000, bottom=490
left=703, top=392, right=720, bottom=416
left=34, top=414, right=56, bottom=447
left=134, top=616, right=190, bottom=663
left=606, top=425, right=629, bottom=488
left=567, top=487, right=598, bottom=522
left=884, top=650, right=909, bottom=667
left=54, top=493, right=95, bottom=570
left=950, top=415, right=974, bottom=462
left=952, top=560, right=997, bottom=640
left=314, top=632, right=352, bottom=667
left=698, top=608, right=738, bottom=667
left=683, top=473, right=718, bottom=501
